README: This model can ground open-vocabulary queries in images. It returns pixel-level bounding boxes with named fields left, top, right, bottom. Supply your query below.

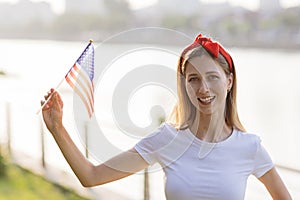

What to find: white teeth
left=199, top=96, right=214, bottom=103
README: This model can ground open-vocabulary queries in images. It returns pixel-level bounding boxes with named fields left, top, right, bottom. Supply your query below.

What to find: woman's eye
left=188, top=77, right=199, bottom=82
left=208, top=75, right=219, bottom=80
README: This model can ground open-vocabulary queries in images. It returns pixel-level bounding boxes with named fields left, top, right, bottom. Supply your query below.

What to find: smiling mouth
left=197, top=96, right=215, bottom=104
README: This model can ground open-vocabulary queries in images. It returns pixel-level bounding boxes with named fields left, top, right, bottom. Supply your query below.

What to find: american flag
left=65, top=41, right=94, bottom=118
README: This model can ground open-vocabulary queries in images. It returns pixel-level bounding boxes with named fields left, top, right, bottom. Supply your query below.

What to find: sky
left=0, top=0, right=300, bottom=14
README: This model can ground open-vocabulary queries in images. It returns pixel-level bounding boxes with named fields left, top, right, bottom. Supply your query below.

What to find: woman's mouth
left=197, top=96, right=215, bottom=105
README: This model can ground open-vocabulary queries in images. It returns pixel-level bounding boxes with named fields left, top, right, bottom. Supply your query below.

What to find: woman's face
left=184, top=54, right=233, bottom=116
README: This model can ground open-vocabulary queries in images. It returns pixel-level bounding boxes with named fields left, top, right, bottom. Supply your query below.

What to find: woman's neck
left=190, top=112, right=232, bottom=143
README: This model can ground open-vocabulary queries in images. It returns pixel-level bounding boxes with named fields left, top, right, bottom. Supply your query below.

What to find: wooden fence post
left=5, top=102, right=11, bottom=157
left=84, top=122, right=88, bottom=159
left=144, top=167, right=149, bottom=200
left=40, top=117, right=46, bottom=168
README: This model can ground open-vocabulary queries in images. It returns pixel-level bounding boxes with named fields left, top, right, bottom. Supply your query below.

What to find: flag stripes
left=65, top=42, right=95, bottom=118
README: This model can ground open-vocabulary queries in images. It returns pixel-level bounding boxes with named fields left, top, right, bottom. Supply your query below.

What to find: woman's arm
left=41, top=89, right=149, bottom=187
left=259, top=167, right=292, bottom=200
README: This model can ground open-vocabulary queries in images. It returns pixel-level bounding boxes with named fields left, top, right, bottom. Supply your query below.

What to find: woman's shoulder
left=162, top=122, right=179, bottom=132
left=135, top=122, right=180, bottom=150
left=231, top=129, right=264, bottom=156
left=233, top=129, right=262, bottom=144
left=141, top=122, right=178, bottom=140
left=153, top=122, right=178, bottom=137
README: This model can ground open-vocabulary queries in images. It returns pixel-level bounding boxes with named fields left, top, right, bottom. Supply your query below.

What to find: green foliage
left=0, top=1, right=300, bottom=47
left=0, top=163, right=90, bottom=200
left=161, top=15, right=189, bottom=29
left=258, top=17, right=280, bottom=30
left=52, top=13, right=103, bottom=32
left=0, top=154, right=6, bottom=177
left=158, top=116, right=166, bottom=125
left=0, top=70, right=6, bottom=76
left=278, top=11, right=300, bottom=30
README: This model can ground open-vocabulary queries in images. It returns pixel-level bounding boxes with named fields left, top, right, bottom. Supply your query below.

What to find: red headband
left=181, top=34, right=233, bottom=73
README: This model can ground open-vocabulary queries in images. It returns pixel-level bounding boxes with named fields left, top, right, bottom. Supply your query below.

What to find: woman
left=41, top=34, right=292, bottom=199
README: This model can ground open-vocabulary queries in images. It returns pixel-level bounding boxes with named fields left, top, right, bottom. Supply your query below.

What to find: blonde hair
left=167, top=46, right=246, bottom=132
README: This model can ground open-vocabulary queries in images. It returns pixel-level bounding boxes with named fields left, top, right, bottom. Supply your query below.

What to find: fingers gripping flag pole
left=37, top=40, right=95, bottom=118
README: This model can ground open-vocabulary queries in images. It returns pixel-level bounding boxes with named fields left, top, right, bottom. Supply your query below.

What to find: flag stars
left=77, top=44, right=94, bottom=80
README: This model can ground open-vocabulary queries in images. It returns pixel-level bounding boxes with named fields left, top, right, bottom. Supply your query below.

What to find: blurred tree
left=0, top=151, right=6, bottom=177
left=161, top=15, right=189, bottom=29
left=51, top=13, right=104, bottom=40
left=278, top=10, right=300, bottom=33
left=223, top=17, right=251, bottom=36
left=103, top=0, right=133, bottom=30
left=258, top=17, right=280, bottom=30
left=26, top=19, right=52, bottom=39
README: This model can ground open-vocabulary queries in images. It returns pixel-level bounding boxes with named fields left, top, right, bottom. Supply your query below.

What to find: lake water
left=0, top=39, right=300, bottom=199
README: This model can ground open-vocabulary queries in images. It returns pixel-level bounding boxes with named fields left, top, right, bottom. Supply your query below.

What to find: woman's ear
left=227, top=73, right=233, bottom=92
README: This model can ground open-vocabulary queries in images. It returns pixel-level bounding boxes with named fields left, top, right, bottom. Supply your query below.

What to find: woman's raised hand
left=41, top=88, right=64, bottom=134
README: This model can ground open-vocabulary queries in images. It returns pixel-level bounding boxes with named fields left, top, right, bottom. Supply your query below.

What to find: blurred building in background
left=0, top=0, right=54, bottom=25
left=0, top=0, right=299, bottom=48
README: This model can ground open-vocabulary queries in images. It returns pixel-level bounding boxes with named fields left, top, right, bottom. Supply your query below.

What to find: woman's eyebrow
left=186, top=70, right=220, bottom=78
left=186, top=73, right=198, bottom=77
left=206, top=71, right=220, bottom=75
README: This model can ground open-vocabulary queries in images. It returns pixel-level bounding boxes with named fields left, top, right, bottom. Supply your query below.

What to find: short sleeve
left=134, top=123, right=167, bottom=165
left=252, top=138, right=274, bottom=178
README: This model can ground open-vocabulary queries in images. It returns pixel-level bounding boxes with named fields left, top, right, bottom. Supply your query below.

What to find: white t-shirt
left=134, top=123, right=274, bottom=200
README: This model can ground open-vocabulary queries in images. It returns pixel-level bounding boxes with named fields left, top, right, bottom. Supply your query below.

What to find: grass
left=0, top=161, right=91, bottom=200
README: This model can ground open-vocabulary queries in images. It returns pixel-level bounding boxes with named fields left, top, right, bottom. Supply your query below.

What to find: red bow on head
left=181, top=34, right=233, bottom=72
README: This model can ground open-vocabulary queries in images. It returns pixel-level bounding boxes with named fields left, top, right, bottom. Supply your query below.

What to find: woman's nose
left=198, top=80, right=209, bottom=94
